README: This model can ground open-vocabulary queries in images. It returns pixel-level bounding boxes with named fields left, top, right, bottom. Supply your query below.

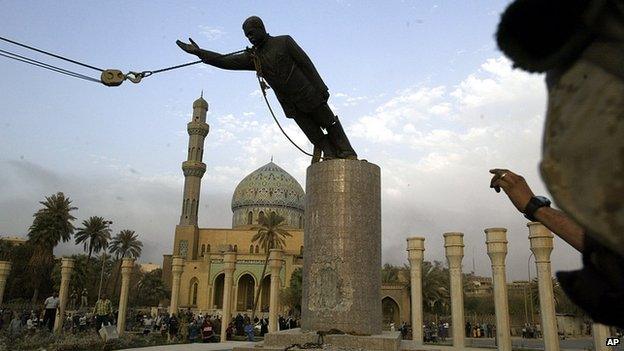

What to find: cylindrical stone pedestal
left=117, top=258, right=134, bottom=335
left=485, top=228, right=512, bottom=351
left=221, top=251, right=236, bottom=342
left=444, top=232, right=465, bottom=349
left=54, top=258, right=74, bottom=333
left=169, top=256, right=185, bottom=315
left=302, top=159, right=381, bottom=335
left=528, top=222, right=560, bottom=351
left=407, top=237, right=425, bottom=344
left=269, top=249, right=283, bottom=333
left=0, top=261, right=11, bottom=306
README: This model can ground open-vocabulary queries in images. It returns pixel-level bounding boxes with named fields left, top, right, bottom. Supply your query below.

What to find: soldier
left=495, top=0, right=624, bottom=328
left=177, top=16, right=357, bottom=163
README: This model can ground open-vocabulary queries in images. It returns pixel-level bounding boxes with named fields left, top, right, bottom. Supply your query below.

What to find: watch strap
left=524, top=196, right=550, bottom=222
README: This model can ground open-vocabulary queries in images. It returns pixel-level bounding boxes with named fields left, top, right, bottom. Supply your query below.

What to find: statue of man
left=177, top=16, right=357, bottom=163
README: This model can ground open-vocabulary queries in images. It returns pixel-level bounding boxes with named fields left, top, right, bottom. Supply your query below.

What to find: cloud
left=0, top=56, right=581, bottom=281
left=197, top=26, right=225, bottom=41
left=346, top=56, right=581, bottom=279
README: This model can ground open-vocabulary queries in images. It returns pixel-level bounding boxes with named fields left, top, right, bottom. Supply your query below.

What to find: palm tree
left=381, top=263, right=401, bottom=284
left=250, top=212, right=292, bottom=321
left=0, top=240, right=14, bottom=261
left=108, top=230, right=142, bottom=297
left=109, top=230, right=143, bottom=260
left=27, top=192, right=77, bottom=302
left=74, top=216, right=112, bottom=265
left=421, top=261, right=450, bottom=314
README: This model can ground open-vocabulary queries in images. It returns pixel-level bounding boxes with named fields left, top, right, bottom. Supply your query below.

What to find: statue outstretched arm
left=285, top=36, right=329, bottom=94
left=176, top=38, right=254, bottom=71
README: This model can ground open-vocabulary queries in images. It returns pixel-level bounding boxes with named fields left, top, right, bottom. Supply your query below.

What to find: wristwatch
left=523, top=196, right=551, bottom=222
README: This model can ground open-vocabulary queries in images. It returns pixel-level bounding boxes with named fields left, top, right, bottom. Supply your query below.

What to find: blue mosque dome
left=230, top=162, right=305, bottom=228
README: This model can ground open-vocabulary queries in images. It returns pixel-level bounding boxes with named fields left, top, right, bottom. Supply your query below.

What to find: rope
left=0, top=35, right=104, bottom=72
left=142, top=49, right=249, bottom=77
left=250, top=48, right=316, bottom=158
left=0, top=48, right=101, bottom=83
left=282, top=329, right=368, bottom=351
left=257, top=76, right=314, bottom=157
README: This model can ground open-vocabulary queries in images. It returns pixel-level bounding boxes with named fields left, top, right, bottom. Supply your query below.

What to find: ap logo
left=606, top=337, right=620, bottom=346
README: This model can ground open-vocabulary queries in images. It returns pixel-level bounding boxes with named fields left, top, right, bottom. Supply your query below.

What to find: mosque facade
left=162, top=95, right=304, bottom=316
left=162, top=95, right=409, bottom=324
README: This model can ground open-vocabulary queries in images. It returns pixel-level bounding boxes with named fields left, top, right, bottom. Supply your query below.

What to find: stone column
left=117, top=258, right=134, bottom=336
left=269, top=249, right=284, bottom=332
left=169, top=256, right=185, bottom=315
left=302, top=160, right=382, bottom=335
left=221, top=251, right=237, bottom=342
left=54, top=258, right=74, bottom=333
left=527, top=222, right=560, bottom=351
left=485, top=228, right=512, bottom=351
left=0, top=261, right=11, bottom=306
left=406, top=237, right=425, bottom=344
left=444, top=232, right=465, bottom=349
left=593, top=323, right=611, bottom=351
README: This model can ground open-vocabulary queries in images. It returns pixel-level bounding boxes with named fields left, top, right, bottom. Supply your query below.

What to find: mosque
left=162, top=95, right=409, bottom=324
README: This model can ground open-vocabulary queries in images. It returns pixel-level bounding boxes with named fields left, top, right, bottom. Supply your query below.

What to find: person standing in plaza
left=42, top=292, right=59, bottom=331
left=93, top=293, right=112, bottom=331
left=80, top=289, right=88, bottom=309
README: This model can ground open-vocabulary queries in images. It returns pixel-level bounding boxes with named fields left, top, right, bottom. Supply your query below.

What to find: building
left=140, top=262, right=161, bottom=273
left=162, top=95, right=303, bottom=315
left=0, top=236, right=27, bottom=246
left=161, top=96, right=412, bottom=326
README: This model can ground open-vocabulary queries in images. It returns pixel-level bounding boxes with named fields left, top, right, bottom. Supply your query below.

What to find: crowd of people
left=465, top=321, right=496, bottom=338
left=0, top=292, right=301, bottom=345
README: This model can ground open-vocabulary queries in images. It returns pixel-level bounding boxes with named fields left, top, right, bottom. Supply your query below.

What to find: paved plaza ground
left=118, top=337, right=624, bottom=351
left=118, top=341, right=254, bottom=351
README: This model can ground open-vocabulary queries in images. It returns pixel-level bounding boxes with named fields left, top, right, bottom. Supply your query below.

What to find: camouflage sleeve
left=285, top=36, right=328, bottom=92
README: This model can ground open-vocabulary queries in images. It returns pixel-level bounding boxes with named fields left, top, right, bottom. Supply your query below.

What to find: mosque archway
left=236, top=273, right=256, bottom=311
left=189, top=277, right=199, bottom=306
left=213, top=273, right=224, bottom=309
left=382, top=296, right=400, bottom=329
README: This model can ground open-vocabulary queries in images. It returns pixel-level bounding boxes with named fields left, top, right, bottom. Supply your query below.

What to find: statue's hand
left=176, top=38, right=201, bottom=55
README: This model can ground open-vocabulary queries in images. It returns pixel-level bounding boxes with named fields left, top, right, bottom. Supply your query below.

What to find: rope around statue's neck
left=250, top=49, right=320, bottom=159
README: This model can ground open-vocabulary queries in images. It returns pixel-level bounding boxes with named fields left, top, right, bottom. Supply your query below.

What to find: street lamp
left=97, top=220, right=113, bottom=300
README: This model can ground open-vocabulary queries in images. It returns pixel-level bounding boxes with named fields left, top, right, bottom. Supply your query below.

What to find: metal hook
left=125, top=71, right=143, bottom=84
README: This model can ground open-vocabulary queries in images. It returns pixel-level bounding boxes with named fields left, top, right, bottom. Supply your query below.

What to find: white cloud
left=345, top=56, right=580, bottom=279
left=197, top=25, right=225, bottom=41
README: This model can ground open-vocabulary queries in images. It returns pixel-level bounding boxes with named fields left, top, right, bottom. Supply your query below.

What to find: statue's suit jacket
left=204, top=35, right=329, bottom=118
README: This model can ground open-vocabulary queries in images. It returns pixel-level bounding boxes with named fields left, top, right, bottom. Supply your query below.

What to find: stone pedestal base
left=233, top=328, right=400, bottom=351
left=302, top=159, right=382, bottom=335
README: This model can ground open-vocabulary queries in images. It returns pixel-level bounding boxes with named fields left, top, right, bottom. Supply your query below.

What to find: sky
left=0, top=0, right=582, bottom=280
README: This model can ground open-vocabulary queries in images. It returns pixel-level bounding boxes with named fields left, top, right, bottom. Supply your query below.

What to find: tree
left=381, top=263, right=401, bottom=284
left=27, top=192, right=77, bottom=302
left=280, top=267, right=302, bottom=316
left=109, top=230, right=142, bottom=260
left=74, top=216, right=112, bottom=265
left=133, top=268, right=169, bottom=307
left=0, top=240, right=14, bottom=261
left=421, top=260, right=450, bottom=314
left=108, top=230, right=143, bottom=297
left=250, top=212, right=292, bottom=320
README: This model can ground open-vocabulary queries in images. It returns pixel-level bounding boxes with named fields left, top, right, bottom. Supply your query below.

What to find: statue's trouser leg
left=309, top=104, right=357, bottom=159
left=293, top=114, right=337, bottom=159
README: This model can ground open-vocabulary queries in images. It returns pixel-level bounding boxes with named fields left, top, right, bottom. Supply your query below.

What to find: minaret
left=179, top=94, right=209, bottom=225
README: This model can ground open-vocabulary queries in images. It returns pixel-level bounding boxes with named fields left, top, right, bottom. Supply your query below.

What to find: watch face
left=535, top=196, right=551, bottom=206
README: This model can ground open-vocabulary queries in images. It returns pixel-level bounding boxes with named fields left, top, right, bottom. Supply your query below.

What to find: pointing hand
left=176, top=38, right=201, bottom=55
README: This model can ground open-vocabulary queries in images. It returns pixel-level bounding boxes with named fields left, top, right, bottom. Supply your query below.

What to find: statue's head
left=242, top=16, right=267, bottom=46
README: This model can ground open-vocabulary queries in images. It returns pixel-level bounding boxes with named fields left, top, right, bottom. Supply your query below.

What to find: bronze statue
left=177, top=16, right=357, bottom=162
